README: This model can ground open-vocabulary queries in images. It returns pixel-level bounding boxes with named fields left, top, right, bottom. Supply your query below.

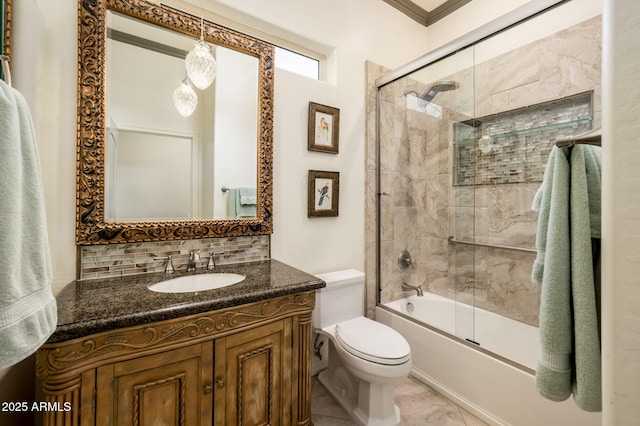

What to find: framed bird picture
left=308, top=102, right=340, bottom=154
left=308, top=170, right=339, bottom=217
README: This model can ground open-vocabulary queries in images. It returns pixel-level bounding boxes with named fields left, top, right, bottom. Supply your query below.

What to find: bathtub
left=376, top=294, right=601, bottom=426
left=383, top=293, right=539, bottom=370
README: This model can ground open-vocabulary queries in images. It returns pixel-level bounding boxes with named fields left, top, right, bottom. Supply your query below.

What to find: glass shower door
left=376, top=45, right=477, bottom=343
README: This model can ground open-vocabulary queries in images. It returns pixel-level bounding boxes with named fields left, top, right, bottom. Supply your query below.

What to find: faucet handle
left=187, top=250, right=201, bottom=272
left=154, top=255, right=175, bottom=273
left=207, top=251, right=225, bottom=270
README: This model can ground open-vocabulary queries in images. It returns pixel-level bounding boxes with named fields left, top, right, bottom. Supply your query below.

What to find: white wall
left=602, top=0, right=640, bottom=423
left=213, top=48, right=259, bottom=218
left=200, top=0, right=432, bottom=274
left=425, top=0, right=531, bottom=51
left=107, top=39, right=201, bottom=221
left=13, top=0, right=77, bottom=295
left=112, top=130, right=194, bottom=220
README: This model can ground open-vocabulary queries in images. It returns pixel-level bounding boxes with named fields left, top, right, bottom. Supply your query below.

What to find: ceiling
left=382, top=0, right=472, bottom=27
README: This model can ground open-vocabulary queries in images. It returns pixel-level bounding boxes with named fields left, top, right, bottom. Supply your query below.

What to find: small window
left=275, top=47, right=320, bottom=80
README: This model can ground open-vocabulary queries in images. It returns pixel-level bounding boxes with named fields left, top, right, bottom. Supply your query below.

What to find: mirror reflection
left=105, top=11, right=258, bottom=222
left=76, top=0, right=274, bottom=245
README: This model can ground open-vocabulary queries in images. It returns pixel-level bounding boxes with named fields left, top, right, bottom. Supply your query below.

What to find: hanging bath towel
left=0, top=80, right=57, bottom=368
left=532, top=144, right=602, bottom=412
left=532, top=146, right=573, bottom=404
left=568, top=144, right=602, bottom=412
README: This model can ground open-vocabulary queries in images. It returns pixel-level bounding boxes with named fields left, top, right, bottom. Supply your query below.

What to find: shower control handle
left=398, top=250, right=413, bottom=268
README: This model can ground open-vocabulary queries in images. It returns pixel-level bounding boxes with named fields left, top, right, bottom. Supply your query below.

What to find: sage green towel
left=569, top=145, right=601, bottom=412
left=0, top=80, right=57, bottom=368
left=532, top=144, right=602, bottom=412
left=227, top=187, right=256, bottom=218
left=532, top=146, right=573, bottom=404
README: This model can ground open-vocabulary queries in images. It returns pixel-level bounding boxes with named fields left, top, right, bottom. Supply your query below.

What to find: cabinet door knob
left=215, top=378, right=225, bottom=389
left=203, top=384, right=213, bottom=394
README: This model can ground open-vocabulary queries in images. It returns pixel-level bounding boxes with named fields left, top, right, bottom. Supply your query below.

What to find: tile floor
left=310, top=375, right=489, bottom=426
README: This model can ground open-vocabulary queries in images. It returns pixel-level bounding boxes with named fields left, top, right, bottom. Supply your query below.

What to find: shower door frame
left=374, top=0, right=571, bottom=303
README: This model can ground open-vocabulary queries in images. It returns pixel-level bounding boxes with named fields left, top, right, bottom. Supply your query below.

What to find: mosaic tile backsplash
left=454, top=92, right=593, bottom=186
left=79, top=235, right=270, bottom=279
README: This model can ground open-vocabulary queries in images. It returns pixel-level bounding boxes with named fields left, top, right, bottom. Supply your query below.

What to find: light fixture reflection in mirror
left=77, top=0, right=274, bottom=244
left=185, top=3, right=216, bottom=90
left=105, top=9, right=260, bottom=222
left=173, top=77, right=198, bottom=117
left=186, top=37, right=216, bottom=90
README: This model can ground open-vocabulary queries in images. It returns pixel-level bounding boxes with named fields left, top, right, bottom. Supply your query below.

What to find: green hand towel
left=0, top=80, right=57, bottom=368
left=227, top=187, right=256, bottom=218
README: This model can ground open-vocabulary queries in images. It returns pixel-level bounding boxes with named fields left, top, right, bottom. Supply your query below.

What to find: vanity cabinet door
left=213, top=319, right=293, bottom=426
left=96, top=343, right=214, bottom=426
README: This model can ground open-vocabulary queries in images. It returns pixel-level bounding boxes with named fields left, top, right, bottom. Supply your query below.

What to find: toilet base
left=318, top=368, right=357, bottom=416
left=318, top=369, right=401, bottom=426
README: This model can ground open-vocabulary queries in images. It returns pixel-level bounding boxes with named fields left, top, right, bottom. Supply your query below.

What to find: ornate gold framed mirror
left=1, top=0, right=11, bottom=65
left=77, top=0, right=274, bottom=244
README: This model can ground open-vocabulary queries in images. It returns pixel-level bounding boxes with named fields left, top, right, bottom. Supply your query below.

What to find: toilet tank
left=313, top=270, right=365, bottom=329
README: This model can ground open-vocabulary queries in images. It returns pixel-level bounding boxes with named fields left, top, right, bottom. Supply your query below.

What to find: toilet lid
left=335, top=317, right=411, bottom=365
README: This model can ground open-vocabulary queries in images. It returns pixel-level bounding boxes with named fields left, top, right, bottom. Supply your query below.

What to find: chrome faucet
left=206, top=251, right=225, bottom=271
left=402, top=282, right=423, bottom=297
left=154, top=255, right=175, bottom=273
left=187, top=250, right=200, bottom=272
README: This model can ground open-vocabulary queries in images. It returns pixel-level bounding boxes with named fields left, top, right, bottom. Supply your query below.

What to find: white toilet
left=314, top=270, right=412, bottom=426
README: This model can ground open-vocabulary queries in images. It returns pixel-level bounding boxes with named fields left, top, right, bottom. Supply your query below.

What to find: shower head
left=419, top=80, right=459, bottom=102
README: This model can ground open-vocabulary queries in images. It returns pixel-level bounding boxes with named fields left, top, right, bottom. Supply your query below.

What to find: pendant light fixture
left=185, top=3, right=216, bottom=90
left=173, top=77, right=198, bottom=117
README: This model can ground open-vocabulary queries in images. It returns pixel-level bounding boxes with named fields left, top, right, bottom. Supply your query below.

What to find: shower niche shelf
left=454, top=117, right=593, bottom=146
left=453, top=91, right=593, bottom=186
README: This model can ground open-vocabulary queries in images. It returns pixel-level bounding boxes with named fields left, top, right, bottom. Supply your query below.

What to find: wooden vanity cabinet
left=215, top=320, right=290, bottom=425
left=96, top=343, right=214, bottom=425
left=36, top=291, right=315, bottom=426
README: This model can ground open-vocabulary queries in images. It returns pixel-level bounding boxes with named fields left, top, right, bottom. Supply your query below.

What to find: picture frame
left=308, top=102, right=340, bottom=154
left=308, top=170, right=339, bottom=217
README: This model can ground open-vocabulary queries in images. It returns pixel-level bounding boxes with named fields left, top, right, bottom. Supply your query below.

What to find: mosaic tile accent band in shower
left=79, top=235, right=270, bottom=279
left=454, top=91, right=593, bottom=186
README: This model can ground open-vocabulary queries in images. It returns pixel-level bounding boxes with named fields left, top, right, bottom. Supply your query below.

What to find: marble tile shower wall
left=79, top=235, right=270, bottom=279
left=454, top=93, right=593, bottom=186
left=365, top=16, right=601, bottom=327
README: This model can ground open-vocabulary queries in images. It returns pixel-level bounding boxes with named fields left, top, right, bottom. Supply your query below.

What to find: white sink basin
left=148, top=273, right=246, bottom=293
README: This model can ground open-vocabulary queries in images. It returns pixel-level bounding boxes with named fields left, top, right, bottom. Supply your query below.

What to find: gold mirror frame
left=77, top=0, right=274, bottom=245
left=1, top=0, right=11, bottom=61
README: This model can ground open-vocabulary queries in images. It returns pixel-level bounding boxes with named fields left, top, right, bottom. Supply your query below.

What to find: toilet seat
left=334, top=317, right=411, bottom=365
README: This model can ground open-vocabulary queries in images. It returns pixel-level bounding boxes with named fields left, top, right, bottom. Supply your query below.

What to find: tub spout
left=402, top=282, right=423, bottom=297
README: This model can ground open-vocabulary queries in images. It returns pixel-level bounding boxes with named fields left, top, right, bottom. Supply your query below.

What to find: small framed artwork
left=308, top=102, right=340, bottom=154
left=308, top=170, right=339, bottom=217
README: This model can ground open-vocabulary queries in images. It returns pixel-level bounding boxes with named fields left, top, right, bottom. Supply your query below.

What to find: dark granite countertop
left=50, top=259, right=325, bottom=344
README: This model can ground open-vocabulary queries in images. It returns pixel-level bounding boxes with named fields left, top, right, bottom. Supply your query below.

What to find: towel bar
left=555, top=127, right=601, bottom=147
left=448, top=236, right=536, bottom=254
